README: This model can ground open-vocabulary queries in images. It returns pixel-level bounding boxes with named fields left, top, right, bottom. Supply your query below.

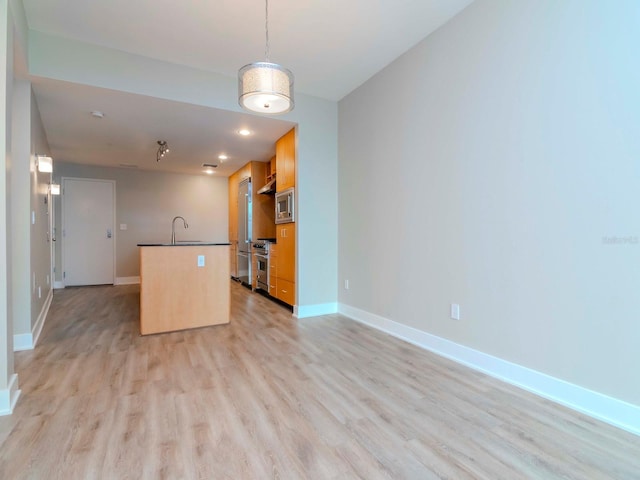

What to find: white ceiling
left=21, top=0, right=474, bottom=176
left=31, top=79, right=295, bottom=177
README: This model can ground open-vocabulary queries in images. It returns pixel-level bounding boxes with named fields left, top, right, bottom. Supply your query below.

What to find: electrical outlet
left=344, top=279, right=349, bottom=290
left=450, top=303, right=460, bottom=320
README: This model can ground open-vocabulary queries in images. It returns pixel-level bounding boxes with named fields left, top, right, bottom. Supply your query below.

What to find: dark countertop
left=137, top=242, right=231, bottom=247
left=257, top=237, right=277, bottom=243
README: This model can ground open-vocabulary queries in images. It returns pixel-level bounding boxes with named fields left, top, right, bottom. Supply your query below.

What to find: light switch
left=450, top=303, right=460, bottom=320
left=31, top=211, right=35, bottom=224
left=197, top=255, right=205, bottom=267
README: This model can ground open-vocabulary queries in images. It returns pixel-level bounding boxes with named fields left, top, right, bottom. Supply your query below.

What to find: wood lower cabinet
left=268, top=279, right=278, bottom=298
left=139, top=245, right=230, bottom=335
left=269, top=224, right=295, bottom=306
left=269, top=243, right=278, bottom=296
left=276, top=224, right=295, bottom=282
left=229, top=244, right=237, bottom=278
left=276, top=278, right=295, bottom=306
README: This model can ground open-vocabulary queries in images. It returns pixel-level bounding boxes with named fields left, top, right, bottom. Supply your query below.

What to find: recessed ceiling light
left=204, top=169, right=215, bottom=175
left=218, top=154, right=228, bottom=160
left=237, top=129, right=252, bottom=136
left=91, top=110, right=105, bottom=118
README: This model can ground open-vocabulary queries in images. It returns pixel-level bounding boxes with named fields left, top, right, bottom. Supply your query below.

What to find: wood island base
left=138, top=244, right=230, bottom=335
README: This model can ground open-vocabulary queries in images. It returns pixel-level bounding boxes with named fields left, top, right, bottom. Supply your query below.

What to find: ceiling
left=21, top=0, right=474, bottom=176
left=31, top=79, right=295, bottom=177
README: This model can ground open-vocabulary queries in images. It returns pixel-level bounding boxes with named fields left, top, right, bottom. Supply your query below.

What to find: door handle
left=107, top=229, right=112, bottom=238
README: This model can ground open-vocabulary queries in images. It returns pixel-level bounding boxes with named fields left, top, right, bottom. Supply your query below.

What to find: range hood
left=257, top=177, right=276, bottom=194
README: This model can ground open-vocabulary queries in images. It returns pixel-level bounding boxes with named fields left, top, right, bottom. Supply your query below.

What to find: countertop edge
left=137, top=243, right=231, bottom=247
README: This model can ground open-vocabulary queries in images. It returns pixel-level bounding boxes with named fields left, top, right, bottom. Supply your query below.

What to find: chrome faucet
left=171, top=216, right=188, bottom=244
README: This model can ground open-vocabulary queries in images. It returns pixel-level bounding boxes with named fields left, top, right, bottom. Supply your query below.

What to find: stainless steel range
left=253, top=240, right=269, bottom=291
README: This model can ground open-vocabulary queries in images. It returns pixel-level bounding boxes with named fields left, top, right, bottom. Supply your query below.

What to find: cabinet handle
left=281, top=290, right=287, bottom=293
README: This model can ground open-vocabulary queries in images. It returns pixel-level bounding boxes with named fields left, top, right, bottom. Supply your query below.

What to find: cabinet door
left=268, top=156, right=276, bottom=179
left=268, top=243, right=278, bottom=295
left=229, top=244, right=238, bottom=278
left=277, top=278, right=295, bottom=305
left=276, top=224, right=295, bottom=283
left=268, top=276, right=278, bottom=297
left=228, top=172, right=239, bottom=276
left=228, top=172, right=239, bottom=244
left=251, top=161, right=276, bottom=239
left=276, top=128, right=295, bottom=191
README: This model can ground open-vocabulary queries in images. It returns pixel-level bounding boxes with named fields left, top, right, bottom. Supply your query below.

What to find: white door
left=63, top=178, right=115, bottom=286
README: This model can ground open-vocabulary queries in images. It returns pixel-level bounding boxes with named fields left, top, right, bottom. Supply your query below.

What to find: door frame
left=61, top=177, right=117, bottom=287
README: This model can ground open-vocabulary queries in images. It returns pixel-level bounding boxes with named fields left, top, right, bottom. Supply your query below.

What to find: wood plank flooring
left=0, top=282, right=638, bottom=479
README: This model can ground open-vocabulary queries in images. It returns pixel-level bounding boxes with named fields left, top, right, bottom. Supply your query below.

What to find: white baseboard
left=338, top=303, right=640, bottom=437
left=0, top=374, right=21, bottom=416
left=14, top=288, right=53, bottom=351
left=13, top=333, right=33, bottom=351
left=115, top=276, right=140, bottom=285
left=294, top=302, right=338, bottom=319
left=53, top=281, right=65, bottom=289
left=32, top=288, right=52, bottom=348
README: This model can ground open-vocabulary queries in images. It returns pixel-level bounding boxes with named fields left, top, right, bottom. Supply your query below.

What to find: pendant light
left=238, top=0, right=294, bottom=114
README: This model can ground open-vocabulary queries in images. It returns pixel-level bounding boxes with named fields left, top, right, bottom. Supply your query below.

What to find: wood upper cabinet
left=267, top=155, right=276, bottom=181
left=237, top=163, right=251, bottom=182
left=276, top=128, right=295, bottom=192
left=276, top=224, right=295, bottom=283
left=250, top=162, right=275, bottom=240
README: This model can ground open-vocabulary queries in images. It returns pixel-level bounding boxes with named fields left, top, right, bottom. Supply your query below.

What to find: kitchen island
left=138, top=243, right=230, bottom=335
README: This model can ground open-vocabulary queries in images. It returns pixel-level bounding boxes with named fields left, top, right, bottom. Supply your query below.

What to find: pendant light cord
left=265, top=0, right=270, bottom=61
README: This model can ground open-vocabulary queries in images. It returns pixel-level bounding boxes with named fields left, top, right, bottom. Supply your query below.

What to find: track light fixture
left=157, top=141, right=169, bottom=162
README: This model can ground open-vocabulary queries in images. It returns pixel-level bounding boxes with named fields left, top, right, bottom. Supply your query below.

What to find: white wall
left=339, top=0, right=640, bottom=410
left=29, top=89, right=52, bottom=329
left=28, top=32, right=338, bottom=310
left=10, top=79, right=29, bottom=338
left=0, top=0, right=15, bottom=410
left=11, top=81, right=52, bottom=347
left=53, top=162, right=229, bottom=280
left=1, top=0, right=28, bottom=413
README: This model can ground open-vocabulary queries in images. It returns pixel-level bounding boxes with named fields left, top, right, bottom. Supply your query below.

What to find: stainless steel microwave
left=275, top=188, right=294, bottom=224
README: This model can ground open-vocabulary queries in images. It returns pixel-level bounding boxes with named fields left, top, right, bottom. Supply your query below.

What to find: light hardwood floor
left=0, top=282, right=638, bottom=479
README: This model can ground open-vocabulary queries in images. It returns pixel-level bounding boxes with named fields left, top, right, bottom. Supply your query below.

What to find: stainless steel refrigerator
left=237, top=179, right=252, bottom=286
